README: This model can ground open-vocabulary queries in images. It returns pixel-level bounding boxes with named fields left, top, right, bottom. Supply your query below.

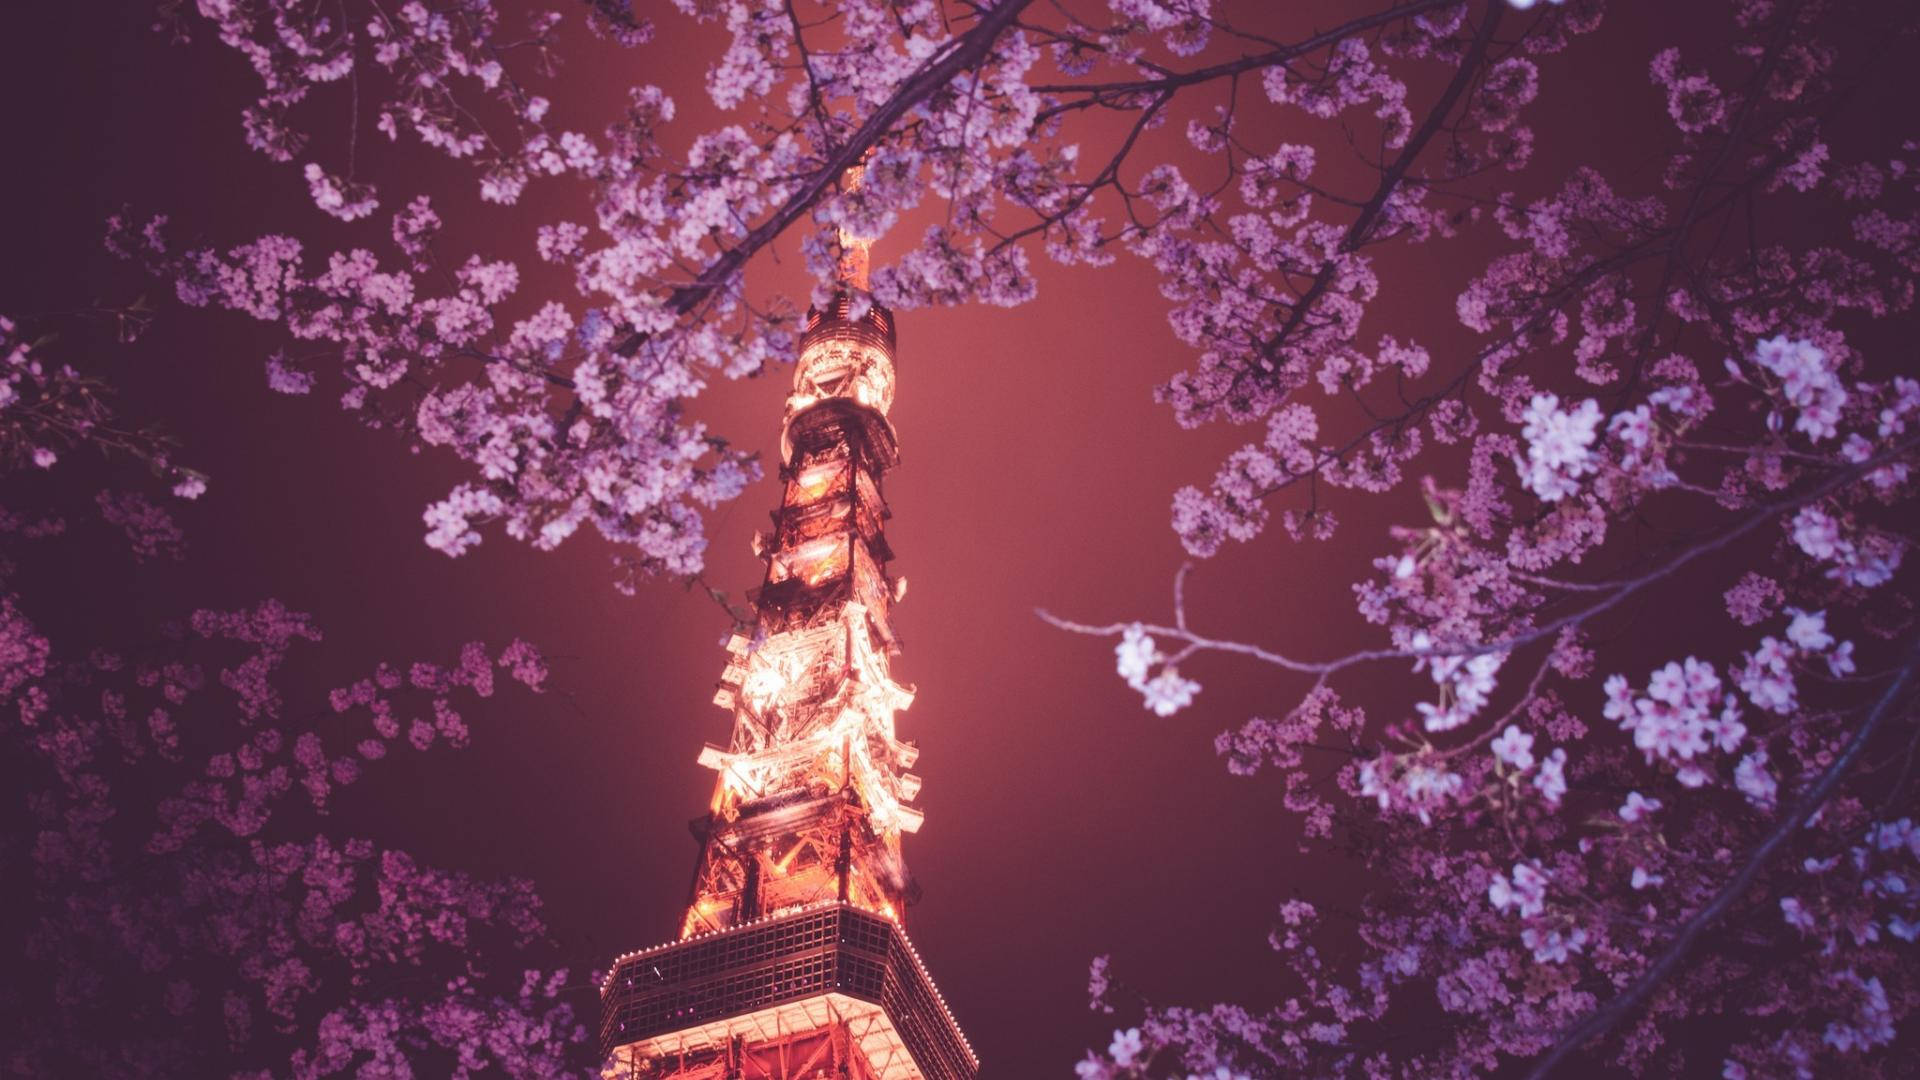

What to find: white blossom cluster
left=1074, top=1021, right=1253, bottom=1080
left=1615, top=791, right=1670, bottom=889
left=1409, top=631, right=1508, bottom=733
left=1522, top=923, right=1589, bottom=964
left=1114, top=625, right=1201, bottom=717
left=1822, top=971, right=1895, bottom=1054
left=1778, top=818, right=1920, bottom=953
left=1511, top=378, right=1708, bottom=505
left=1791, top=505, right=1904, bottom=588
left=1601, top=610, right=1855, bottom=813
left=1489, top=724, right=1569, bottom=804
left=1358, top=754, right=1464, bottom=826
left=1603, top=656, right=1745, bottom=783
left=1489, top=861, right=1589, bottom=964
left=302, top=163, right=378, bottom=222
left=1735, top=608, right=1854, bottom=717
left=1489, top=860, right=1549, bottom=918
left=1516, top=392, right=1604, bottom=502
left=1750, top=335, right=1848, bottom=442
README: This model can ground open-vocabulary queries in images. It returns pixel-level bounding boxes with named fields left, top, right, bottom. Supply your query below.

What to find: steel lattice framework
left=601, top=169, right=977, bottom=1080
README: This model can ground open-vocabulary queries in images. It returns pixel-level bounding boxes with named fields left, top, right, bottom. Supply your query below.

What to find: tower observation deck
left=600, top=169, right=977, bottom=1080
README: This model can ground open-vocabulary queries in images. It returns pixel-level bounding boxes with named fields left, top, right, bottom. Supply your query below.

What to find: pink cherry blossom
left=1491, top=725, right=1535, bottom=771
left=29, top=0, right=1920, bottom=1075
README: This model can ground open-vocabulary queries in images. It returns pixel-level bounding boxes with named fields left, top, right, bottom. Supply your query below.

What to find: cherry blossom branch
left=1029, top=0, right=1456, bottom=110
left=1256, top=1, right=1505, bottom=358
left=1521, top=633, right=1920, bottom=1080
left=1615, top=0, right=1804, bottom=402
left=1229, top=25, right=1867, bottom=518
left=995, top=5, right=1488, bottom=263
left=1040, top=437, right=1919, bottom=672
left=985, top=88, right=1171, bottom=256
left=612, top=0, right=1038, bottom=356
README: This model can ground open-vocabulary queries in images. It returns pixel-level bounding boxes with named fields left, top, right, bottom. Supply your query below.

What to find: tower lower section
left=601, top=904, right=976, bottom=1079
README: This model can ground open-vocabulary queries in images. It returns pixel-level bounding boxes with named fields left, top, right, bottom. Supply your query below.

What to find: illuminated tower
left=600, top=170, right=978, bottom=1080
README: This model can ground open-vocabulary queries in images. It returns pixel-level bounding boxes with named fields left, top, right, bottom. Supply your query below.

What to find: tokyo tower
left=599, top=167, right=977, bottom=1079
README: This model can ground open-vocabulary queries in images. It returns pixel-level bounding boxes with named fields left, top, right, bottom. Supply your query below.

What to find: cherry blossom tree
left=31, top=0, right=1920, bottom=1074
left=1039, top=0, right=1920, bottom=1076
left=0, top=313, right=580, bottom=1076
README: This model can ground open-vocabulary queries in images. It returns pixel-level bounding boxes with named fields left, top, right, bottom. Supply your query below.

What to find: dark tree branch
left=1260, top=0, right=1505, bottom=360
left=1522, top=634, right=1920, bottom=1079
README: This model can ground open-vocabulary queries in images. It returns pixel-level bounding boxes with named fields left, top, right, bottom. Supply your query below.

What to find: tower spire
left=837, top=161, right=871, bottom=292
left=600, top=169, right=976, bottom=1080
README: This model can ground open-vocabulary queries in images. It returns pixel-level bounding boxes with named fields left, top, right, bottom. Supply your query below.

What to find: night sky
left=5, top=2, right=1900, bottom=1075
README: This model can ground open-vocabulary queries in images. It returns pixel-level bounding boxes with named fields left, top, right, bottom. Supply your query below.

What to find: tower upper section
left=783, top=167, right=899, bottom=465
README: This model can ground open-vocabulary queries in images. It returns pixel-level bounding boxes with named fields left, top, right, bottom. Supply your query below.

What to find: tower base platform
left=600, top=903, right=976, bottom=1080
